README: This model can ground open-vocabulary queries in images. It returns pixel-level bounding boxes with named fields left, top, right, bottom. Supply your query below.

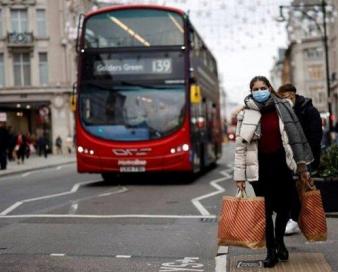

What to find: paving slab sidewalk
left=0, top=154, right=76, bottom=178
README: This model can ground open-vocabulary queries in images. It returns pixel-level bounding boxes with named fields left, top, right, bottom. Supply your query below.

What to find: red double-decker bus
left=75, top=4, right=223, bottom=181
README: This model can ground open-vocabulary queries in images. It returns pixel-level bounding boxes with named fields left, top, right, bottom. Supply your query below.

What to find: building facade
left=0, top=0, right=96, bottom=152
left=274, top=0, right=338, bottom=120
left=270, top=48, right=286, bottom=90
left=329, top=0, right=338, bottom=124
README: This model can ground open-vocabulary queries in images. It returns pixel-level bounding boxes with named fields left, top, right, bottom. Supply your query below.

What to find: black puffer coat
left=294, top=95, right=322, bottom=171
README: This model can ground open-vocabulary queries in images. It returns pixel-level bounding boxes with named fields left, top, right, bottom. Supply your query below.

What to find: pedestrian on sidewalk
left=278, top=83, right=322, bottom=235
left=7, top=126, right=16, bottom=161
left=234, top=76, right=313, bottom=268
left=0, top=121, right=9, bottom=170
left=16, top=131, right=27, bottom=164
left=55, top=135, right=63, bottom=155
left=41, top=134, right=49, bottom=158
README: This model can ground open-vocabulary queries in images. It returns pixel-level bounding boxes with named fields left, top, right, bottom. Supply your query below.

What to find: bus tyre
left=101, top=173, right=119, bottom=183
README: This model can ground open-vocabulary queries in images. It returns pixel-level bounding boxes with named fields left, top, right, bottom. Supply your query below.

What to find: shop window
left=0, top=53, right=4, bottom=87
left=39, top=52, right=48, bottom=85
left=11, top=9, right=28, bottom=33
left=304, top=47, right=323, bottom=60
left=13, top=53, right=31, bottom=86
left=307, top=64, right=324, bottom=81
left=36, top=9, right=47, bottom=38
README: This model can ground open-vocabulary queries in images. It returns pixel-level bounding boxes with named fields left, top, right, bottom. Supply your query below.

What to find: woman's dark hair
left=249, top=75, right=280, bottom=97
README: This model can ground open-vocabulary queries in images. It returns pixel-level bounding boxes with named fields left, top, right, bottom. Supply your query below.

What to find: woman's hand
left=236, top=180, right=246, bottom=191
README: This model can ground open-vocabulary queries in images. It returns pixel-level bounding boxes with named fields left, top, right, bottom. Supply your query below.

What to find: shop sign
left=0, top=112, right=7, bottom=122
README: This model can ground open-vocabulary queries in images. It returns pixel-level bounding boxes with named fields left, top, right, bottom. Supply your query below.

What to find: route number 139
left=152, top=59, right=172, bottom=73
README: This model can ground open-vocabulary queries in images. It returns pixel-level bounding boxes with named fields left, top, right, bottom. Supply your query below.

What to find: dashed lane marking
left=116, top=255, right=132, bottom=258
left=50, top=253, right=66, bottom=257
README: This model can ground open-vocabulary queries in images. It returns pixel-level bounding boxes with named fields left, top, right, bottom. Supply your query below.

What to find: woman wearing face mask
left=234, top=76, right=313, bottom=268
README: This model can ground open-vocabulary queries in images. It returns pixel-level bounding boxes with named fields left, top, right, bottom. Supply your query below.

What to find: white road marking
left=160, top=257, right=204, bottom=272
left=21, top=172, right=32, bottom=177
left=0, top=179, right=101, bottom=215
left=217, top=246, right=228, bottom=255
left=0, top=214, right=217, bottom=219
left=0, top=201, right=23, bottom=216
left=56, top=166, right=62, bottom=170
left=50, top=253, right=66, bottom=257
left=68, top=202, right=78, bottom=215
left=215, top=255, right=227, bottom=272
left=191, top=169, right=231, bottom=216
left=116, top=255, right=131, bottom=258
left=98, top=187, right=128, bottom=197
left=214, top=167, right=234, bottom=272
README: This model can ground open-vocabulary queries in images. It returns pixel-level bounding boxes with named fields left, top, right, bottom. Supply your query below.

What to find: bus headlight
left=170, top=144, right=189, bottom=154
left=78, top=145, right=95, bottom=155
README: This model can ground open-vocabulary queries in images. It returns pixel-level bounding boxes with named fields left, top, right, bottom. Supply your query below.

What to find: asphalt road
left=0, top=144, right=237, bottom=272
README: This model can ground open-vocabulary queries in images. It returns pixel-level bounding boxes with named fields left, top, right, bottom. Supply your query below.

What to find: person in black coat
left=278, top=84, right=322, bottom=171
left=278, top=83, right=323, bottom=234
left=0, top=122, right=9, bottom=170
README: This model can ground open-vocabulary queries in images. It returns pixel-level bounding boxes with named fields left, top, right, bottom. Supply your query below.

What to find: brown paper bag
left=218, top=191, right=265, bottom=249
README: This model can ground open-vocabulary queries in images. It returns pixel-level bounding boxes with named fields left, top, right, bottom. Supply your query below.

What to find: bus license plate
left=119, top=166, right=146, bottom=172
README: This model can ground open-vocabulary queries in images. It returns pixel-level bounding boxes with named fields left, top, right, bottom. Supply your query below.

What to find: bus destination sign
left=94, top=58, right=172, bottom=76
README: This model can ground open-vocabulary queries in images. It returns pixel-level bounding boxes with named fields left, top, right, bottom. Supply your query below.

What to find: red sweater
left=259, top=109, right=282, bottom=154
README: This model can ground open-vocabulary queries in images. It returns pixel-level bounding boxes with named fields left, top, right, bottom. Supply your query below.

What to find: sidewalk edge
left=0, top=160, right=76, bottom=178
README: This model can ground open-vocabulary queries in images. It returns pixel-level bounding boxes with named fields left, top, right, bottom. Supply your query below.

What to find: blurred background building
left=271, top=0, right=338, bottom=124
left=0, top=0, right=80, bottom=150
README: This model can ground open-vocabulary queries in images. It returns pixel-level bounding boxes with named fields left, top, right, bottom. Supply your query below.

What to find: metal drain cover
left=237, top=260, right=263, bottom=268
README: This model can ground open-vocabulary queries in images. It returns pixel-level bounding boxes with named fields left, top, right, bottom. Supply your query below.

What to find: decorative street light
left=277, top=0, right=334, bottom=139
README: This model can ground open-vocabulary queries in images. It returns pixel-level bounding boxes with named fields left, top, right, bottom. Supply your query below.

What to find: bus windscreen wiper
left=120, top=81, right=173, bottom=90
left=84, top=82, right=117, bottom=91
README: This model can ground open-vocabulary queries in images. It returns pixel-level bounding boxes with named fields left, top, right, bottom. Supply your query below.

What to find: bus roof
left=85, top=4, right=185, bottom=18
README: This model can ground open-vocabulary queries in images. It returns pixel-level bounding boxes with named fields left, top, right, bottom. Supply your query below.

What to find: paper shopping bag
left=299, top=188, right=327, bottom=241
left=218, top=193, right=265, bottom=249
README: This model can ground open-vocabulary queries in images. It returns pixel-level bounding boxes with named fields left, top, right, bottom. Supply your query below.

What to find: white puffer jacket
left=234, top=108, right=298, bottom=182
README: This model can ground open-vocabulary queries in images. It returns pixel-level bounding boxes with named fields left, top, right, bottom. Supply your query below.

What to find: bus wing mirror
left=190, top=84, right=202, bottom=104
left=76, top=13, right=85, bottom=53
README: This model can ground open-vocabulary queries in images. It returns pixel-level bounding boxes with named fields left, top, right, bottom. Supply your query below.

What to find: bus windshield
left=79, top=84, right=186, bottom=141
left=85, top=9, right=184, bottom=48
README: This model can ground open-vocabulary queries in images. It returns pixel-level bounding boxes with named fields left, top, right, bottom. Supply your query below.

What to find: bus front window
left=79, top=84, right=186, bottom=141
left=84, top=9, right=184, bottom=48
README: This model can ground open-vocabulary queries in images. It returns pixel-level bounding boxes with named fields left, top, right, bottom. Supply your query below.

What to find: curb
left=0, top=160, right=76, bottom=178
left=326, top=212, right=338, bottom=218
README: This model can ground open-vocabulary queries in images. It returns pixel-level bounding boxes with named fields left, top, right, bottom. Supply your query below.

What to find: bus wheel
left=101, top=173, right=119, bottom=183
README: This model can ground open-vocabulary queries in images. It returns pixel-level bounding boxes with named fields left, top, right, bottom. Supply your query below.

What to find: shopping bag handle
left=304, top=177, right=316, bottom=192
left=236, top=189, right=248, bottom=198
left=298, top=176, right=316, bottom=192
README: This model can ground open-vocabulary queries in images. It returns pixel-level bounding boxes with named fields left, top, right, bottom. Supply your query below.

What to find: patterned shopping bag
left=218, top=191, right=265, bottom=249
left=299, top=182, right=327, bottom=242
